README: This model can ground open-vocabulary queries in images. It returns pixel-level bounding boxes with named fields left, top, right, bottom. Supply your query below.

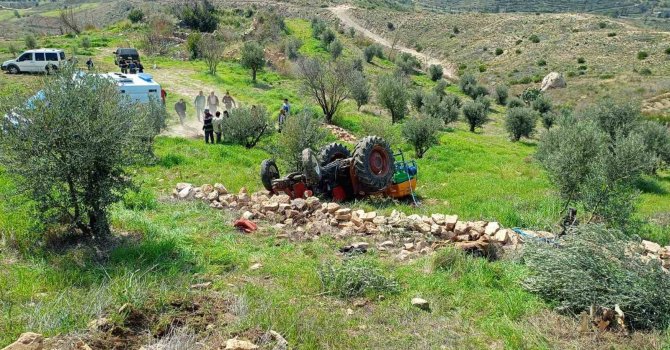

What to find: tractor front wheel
left=353, top=136, right=394, bottom=193
left=260, top=159, right=280, bottom=191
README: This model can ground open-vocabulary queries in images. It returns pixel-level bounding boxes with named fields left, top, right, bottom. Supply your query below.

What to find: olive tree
left=422, top=92, right=461, bottom=125
left=275, top=109, right=328, bottom=171
left=297, top=57, right=355, bottom=124
left=536, top=102, right=653, bottom=229
left=462, top=100, right=489, bottom=132
left=349, top=71, right=370, bottom=111
left=505, top=107, right=538, bottom=141
left=402, top=115, right=442, bottom=158
left=0, top=69, right=164, bottom=240
left=428, top=64, right=443, bottom=81
left=240, top=41, right=265, bottom=82
left=221, top=106, right=272, bottom=148
left=377, top=72, right=410, bottom=123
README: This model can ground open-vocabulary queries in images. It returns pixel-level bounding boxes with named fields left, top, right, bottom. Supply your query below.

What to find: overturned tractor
left=260, top=136, right=417, bottom=201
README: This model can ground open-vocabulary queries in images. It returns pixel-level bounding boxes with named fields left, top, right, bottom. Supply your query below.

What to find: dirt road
left=328, top=5, right=458, bottom=81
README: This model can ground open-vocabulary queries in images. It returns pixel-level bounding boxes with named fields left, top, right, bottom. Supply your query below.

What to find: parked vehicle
left=113, top=48, right=140, bottom=66
left=97, top=72, right=161, bottom=103
left=1, top=49, right=66, bottom=74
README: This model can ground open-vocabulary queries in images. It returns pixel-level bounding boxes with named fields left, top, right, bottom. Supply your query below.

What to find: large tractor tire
left=353, top=136, right=395, bottom=193
left=260, top=159, right=280, bottom=191
left=302, top=149, right=322, bottom=187
left=319, top=143, right=351, bottom=166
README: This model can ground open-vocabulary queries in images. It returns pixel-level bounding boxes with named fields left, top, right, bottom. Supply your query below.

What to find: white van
left=98, top=72, right=161, bottom=104
left=1, top=49, right=67, bottom=74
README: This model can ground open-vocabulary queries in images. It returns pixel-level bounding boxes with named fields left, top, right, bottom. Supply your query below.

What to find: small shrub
left=577, top=57, right=586, bottom=64
left=80, top=37, right=91, bottom=49
left=515, top=39, right=523, bottom=45
left=395, top=52, right=420, bottom=75
left=402, top=115, right=442, bottom=158
left=478, top=64, right=487, bottom=72
left=462, top=100, right=489, bottom=132
left=174, top=0, right=219, bottom=33
left=363, top=44, right=383, bottom=63
left=471, top=85, right=489, bottom=99
left=221, top=106, right=272, bottom=148
left=318, top=257, right=400, bottom=299
left=351, top=57, right=364, bottom=72
left=158, top=153, right=186, bottom=168
left=282, top=37, right=302, bottom=61
left=515, top=49, right=522, bottom=54
left=186, top=32, right=202, bottom=59
left=537, top=59, right=547, bottom=66
left=453, top=26, right=460, bottom=34
left=433, top=79, right=449, bottom=98
left=428, top=64, right=443, bottom=81
left=13, top=9, right=20, bottom=18
left=522, top=87, right=542, bottom=104
left=25, top=35, right=37, bottom=49
left=529, top=34, right=540, bottom=43
left=507, top=97, right=525, bottom=109
left=128, top=8, right=144, bottom=23
left=532, top=94, right=552, bottom=114
left=637, top=120, right=670, bottom=172
left=607, top=32, right=617, bottom=37
left=578, top=65, right=588, bottom=71
left=505, top=107, right=538, bottom=141
left=321, top=28, right=336, bottom=47
left=541, top=111, right=556, bottom=130
left=311, top=18, right=326, bottom=38
left=329, top=39, right=343, bottom=60
left=598, top=21, right=607, bottom=28
left=495, top=48, right=503, bottom=56
left=637, top=51, right=649, bottom=60
left=123, top=188, right=157, bottom=210
left=524, top=225, right=670, bottom=330
left=639, top=68, right=652, bottom=76
left=495, top=85, right=509, bottom=105
left=665, top=47, right=670, bottom=55
left=432, top=247, right=467, bottom=272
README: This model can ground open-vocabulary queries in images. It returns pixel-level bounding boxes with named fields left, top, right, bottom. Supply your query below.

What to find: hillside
left=1, top=2, right=670, bottom=349
left=343, top=7, right=670, bottom=115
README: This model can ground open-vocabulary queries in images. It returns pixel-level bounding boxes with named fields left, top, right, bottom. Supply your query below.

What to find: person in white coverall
left=194, top=91, right=206, bottom=121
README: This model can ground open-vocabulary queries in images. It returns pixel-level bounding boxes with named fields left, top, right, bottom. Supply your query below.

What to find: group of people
left=120, top=60, right=144, bottom=74
left=174, top=90, right=292, bottom=144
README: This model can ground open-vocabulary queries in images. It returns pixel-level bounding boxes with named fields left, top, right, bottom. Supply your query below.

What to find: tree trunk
left=88, top=207, right=110, bottom=239
left=470, top=125, right=475, bottom=132
left=252, top=69, right=257, bottom=82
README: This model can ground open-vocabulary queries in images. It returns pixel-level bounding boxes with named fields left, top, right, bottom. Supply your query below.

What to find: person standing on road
left=213, top=111, right=223, bottom=144
left=120, top=60, right=128, bottom=74
left=203, top=109, right=214, bottom=144
left=174, top=99, right=187, bottom=126
left=222, top=91, right=237, bottom=112
left=194, top=91, right=206, bottom=121
left=207, top=91, right=219, bottom=114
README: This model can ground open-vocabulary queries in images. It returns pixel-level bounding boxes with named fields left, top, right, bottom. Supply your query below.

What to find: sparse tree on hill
left=462, top=100, right=489, bottom=132
left=428, top=64, right=443, bottom=81
left=532, top=94, right=553, bottom=114
left=433, top=79, right=449, bottom=98
left=59, top=6, right=82, bottom=34
left=240, top=41, right=265, bottom=82
left=297, top=57, right=355, bottom=124
left=395, top=52, right=420, bottom=75
left=174, top=0, right=219, bottom=33
left=410, top=89, right=424, bottom=111
left=377, top=72, right=410, bottom=123
left=0, top=68, right=165, bottom=241
left=349, top=71, right=370, bottom=111
left=143, top=15, right=174, bottom=56
left=199, top=34, right=225, bottom=74
left=505, top=107, right=538, bottom=141
left=402, top=115, right=442, bottom=158
left=24, top=35, right=37, bottom=50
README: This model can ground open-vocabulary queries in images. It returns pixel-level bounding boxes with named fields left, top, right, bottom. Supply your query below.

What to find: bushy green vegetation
left=221, top=106, right=272, bottom=148
left=505, top=107, right=539, bottom=142
left=402, top=115, right=442, bottom=158
left=318, top=257, right=400, bottom=298
left=274, top=110, right=328, bottom=171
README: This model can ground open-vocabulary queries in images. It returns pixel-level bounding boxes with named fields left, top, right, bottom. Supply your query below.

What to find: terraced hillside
left=345, top=7, right=670, bottom=113
left=412, top=0, right=662, bottom=15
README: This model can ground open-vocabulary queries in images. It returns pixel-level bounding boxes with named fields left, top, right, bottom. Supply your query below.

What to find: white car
left=1, top=48, right=66, bottom=74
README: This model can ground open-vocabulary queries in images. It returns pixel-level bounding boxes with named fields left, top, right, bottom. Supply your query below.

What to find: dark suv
left=113, top=48, right=140, bottom=66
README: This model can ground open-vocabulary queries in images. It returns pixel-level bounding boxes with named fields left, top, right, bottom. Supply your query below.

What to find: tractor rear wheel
left=260, top=159, right=280, bottom=191
left=353, top=136, right=394, bottom=193
left=319, top=142, right=351, bottom=166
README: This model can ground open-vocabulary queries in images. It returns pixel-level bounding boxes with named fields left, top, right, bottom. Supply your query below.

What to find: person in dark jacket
left=203, top=109, right=214, bottom=144
left=137, top=62, right=144, bottom=73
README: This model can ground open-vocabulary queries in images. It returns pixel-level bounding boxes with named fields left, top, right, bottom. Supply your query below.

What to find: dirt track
left=328, top=5, right=458, bottom=81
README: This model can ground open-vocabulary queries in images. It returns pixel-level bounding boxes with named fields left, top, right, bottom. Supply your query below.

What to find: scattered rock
left=225, top=338, right=259, bottom=350
left=444, top=215, right=458, bottom=231
left=411, top=297, right=430, bottom=311
left=643, top=240, right=662, bottom=254
left=454, top=221, right=470, bottom=235
left=190, top=282, right=212, bottom=290
left=2, top=332, right=44, bottom=350
left=484, top=222, right=500, bottom=236
left=249, top=263, right=263, bottom=270
left=540, top=72, right=567, bottom=91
